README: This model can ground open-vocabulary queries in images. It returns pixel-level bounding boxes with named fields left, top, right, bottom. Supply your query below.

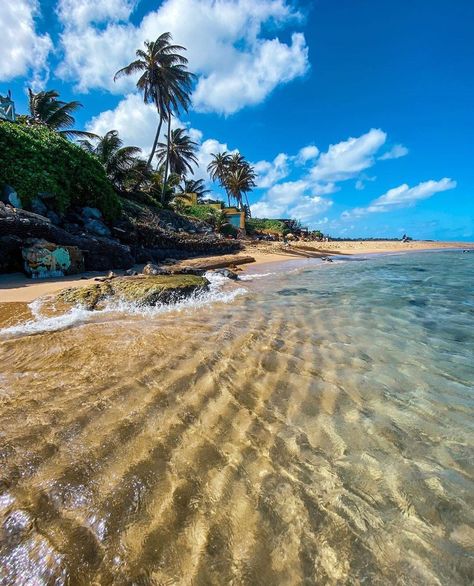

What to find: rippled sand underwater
left=0, top=251, right=473, bottom=585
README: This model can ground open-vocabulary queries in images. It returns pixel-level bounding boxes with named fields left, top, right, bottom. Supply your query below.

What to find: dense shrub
left=183, top=204, right=220, bottom=221
left=246, top=218, right=288, bottom=235
left=0, top=122, right=120, bottom=219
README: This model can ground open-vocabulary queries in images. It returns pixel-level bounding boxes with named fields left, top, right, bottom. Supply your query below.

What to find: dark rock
left=0, top=203, right=134, bottom=271
left=142, top=262, right=169, bottom=276
left=0, top=235, right=23, bottom=273
left=30, top=197, right=48, bottom=217
left=1, top=185, right=22, bottom=208
left=46, top=210, right=61, bottom=225
left=213, top=268, right=239, bottom=280
left=85, top=219, right=111, bottom=237
left=125, top=269, right=139, bottom=276
left=82, top=207, right=103, bottom=220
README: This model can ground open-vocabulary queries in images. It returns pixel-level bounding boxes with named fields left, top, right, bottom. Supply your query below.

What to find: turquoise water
left=0, top=250, right=473, bottom=584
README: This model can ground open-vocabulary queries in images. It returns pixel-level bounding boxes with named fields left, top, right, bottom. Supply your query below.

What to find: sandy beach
left=1, top=240, right=472, bottom=303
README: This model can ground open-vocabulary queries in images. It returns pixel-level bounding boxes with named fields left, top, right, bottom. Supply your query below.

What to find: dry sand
left=1, top=240, right=472, bottom=303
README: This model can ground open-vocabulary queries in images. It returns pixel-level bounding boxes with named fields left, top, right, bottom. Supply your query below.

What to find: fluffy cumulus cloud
left=310, top=128, right=387, bottom=182
left=342, top=178, right=457, bottom=218
left=297, top=144, right=319, bottom=164
left=86, top=93, right=158, bottom=153
left=86, top=93, right=230, bottom=181
left=0, top=1, right=52, bottom=85
left=251, top=180, right=333, bottom=224
left=378, top=143, right=409, bottom=161
left=254, top=153, right=290, bottom=188
left=57, top=0, right=136, bottom=28
left=56, top=0, right=309, bottom=114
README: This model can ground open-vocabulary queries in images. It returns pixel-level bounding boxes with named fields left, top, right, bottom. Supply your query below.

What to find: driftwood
left=173, top=255, right=256, bottom=271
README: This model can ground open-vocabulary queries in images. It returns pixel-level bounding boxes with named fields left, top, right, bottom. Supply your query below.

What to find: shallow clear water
left=0, top=251, right=473, bottom=584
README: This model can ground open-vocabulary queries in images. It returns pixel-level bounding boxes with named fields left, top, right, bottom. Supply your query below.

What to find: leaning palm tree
left=176, top=178, right=211, bottom=202
left=27, top=89, right=96, bottom=139
left=155, top=128, right=198, bottom=178
left=114, top=32, right=195, bottom=185
left=79, top=130, right=147, bottom=190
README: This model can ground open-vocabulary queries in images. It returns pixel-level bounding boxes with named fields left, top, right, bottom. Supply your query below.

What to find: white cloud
left=56, top=0, right=309, bottom=114
left=254, top=153, right=289, bottom=188
left=86, top=93, right=157, bottom=153
left=57, top=0, right=136, bottom=28
left=0, top=1, right=52, bottom=85
left=297, top=144, right=319, bottom=164
left=193, top=32, right=308, bottom=113
left=250, top=179, right=333, bottom=225
left=378, top=143, right=409, bottom=160
left=85, top=92, right=232, bottom=183
left=355, top=174, right=376, bottom=191
left=342, top=178, right=457, bottom=218
left=310, top=128, right=387, bottom=182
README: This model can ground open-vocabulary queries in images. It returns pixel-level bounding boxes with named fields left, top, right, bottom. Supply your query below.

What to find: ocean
left=0, top=250, right=473, bottom=584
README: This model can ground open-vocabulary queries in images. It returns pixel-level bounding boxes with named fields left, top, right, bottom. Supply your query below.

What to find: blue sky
left=1, top=0, right=473, bottom=240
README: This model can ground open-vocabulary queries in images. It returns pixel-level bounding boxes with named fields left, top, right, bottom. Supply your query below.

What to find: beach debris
left=56, top=274, right=209, bottom=310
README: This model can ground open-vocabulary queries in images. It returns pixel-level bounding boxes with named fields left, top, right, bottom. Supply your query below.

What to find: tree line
left=13, top=32, right=256, bottom=215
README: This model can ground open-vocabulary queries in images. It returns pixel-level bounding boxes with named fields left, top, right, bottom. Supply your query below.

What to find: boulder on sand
left=56, top=274, right=209, bottom=310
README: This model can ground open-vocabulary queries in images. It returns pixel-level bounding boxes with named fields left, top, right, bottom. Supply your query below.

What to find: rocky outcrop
left=0, top=198, right=241, bottom=277
left=56, top=274, right=209, bottom=310
left=0, top=202, right=134, bottom=271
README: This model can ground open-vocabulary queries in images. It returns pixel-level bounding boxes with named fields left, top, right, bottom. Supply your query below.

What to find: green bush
left=184, top=204, right=219, bottom=221
left=0, top=122, right=120, bottom=219
left=246, top=218, right=288, bottom=235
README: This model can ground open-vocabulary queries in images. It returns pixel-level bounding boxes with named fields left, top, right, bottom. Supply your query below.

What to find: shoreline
left=0, top=240, right=472, bottom=304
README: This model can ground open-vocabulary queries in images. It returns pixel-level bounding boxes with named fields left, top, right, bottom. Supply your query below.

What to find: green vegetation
left=0, top=122, right=120, bottom=219
left=246, top=218, right=288, bottom=235
left=156, top=128, right=198, bottom=177
left=79, top=130, right=147, bottom=191
left=207, top=152, right=256, bottom=212
left=0, top=31, right=310, bottom=241
left=114, top=32, right=195, bottom=196
left=26, top=89, right=96, bottom=139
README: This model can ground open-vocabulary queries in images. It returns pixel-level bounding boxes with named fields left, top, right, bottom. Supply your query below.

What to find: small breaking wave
left=238, top=272, right=273, bottom=281
left=0, top=273, right=247, bottom=339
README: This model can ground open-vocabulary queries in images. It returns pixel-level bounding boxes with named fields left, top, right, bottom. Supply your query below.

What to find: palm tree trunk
left=244, top=192, right=251, bottom=217
left=161, top=106, right=172, bottom=203
left=146, top=116, right=163, bottom=168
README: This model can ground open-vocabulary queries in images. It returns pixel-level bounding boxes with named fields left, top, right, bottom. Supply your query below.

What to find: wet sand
left=0, top=250, right=472, bottom=584
left=1, top=240, right=472, bottom=303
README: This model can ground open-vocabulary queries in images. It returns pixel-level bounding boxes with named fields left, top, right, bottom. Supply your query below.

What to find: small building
left=177, top=194, right=246, bottom=231
left=0, top=91, right=16, bottom=122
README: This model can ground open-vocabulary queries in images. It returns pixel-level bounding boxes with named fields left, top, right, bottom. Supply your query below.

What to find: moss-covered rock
left=56, top=275, right=209, bottom=310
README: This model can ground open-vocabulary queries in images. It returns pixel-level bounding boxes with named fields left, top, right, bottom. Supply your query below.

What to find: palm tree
left=207, top=151, right=232, bottom=205
left=27, top=89, right=96, bottom=139
left=225, top=165, right=256, bottom=212
left=207, top=151, right=256, bottom=212
left=79, top=130, right=147, bottom=190
left=114, top=32, right=195, bottom=187
left=176, top=178, right=210, bottom=202
left=155, top=128, right=198, bottom=178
